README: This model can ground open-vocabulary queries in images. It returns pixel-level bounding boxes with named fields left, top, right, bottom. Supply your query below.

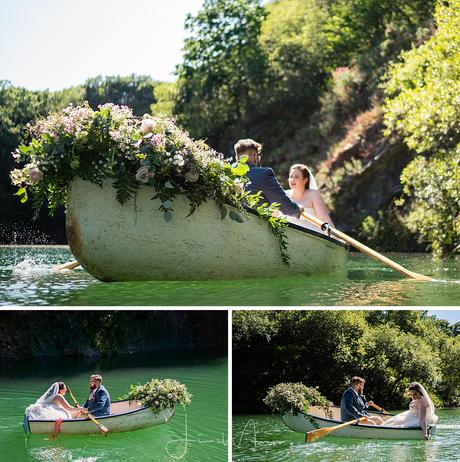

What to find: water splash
left=12, top=258, right=52, bottom=277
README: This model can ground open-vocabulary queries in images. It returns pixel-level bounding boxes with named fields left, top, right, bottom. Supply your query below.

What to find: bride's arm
left=53, top=395, right=77, bottom=412
left=419, top=399, right=429, bottom=440
left=310, top=190, right=335, bottom=227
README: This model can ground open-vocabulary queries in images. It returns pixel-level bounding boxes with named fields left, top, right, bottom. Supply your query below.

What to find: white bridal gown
left=384, top=387, right=438, bottom=428
left=25, top=382, right=71, bottom=420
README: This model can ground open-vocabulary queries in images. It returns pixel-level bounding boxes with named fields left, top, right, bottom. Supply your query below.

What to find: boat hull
left=25, top=403, right=174, bottom=435
left=282, top=411, right=435, bottom=440
left=66, top=178, right=347, bottom=281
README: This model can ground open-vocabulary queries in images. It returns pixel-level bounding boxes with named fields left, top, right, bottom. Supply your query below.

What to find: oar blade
left=305, top=427, right=331, bottom=443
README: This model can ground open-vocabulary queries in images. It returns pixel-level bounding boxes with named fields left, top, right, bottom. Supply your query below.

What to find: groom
left=82, top=374, right=111, bottom=417
left=340, top=376, right=383, bottom=425
left=234, top=139, right=303, bottom=218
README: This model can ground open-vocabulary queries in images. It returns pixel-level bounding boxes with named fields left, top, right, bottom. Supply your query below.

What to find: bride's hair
left=58, top=382, right=66, bottom=390
left=408, top=383, right=423, bottom=396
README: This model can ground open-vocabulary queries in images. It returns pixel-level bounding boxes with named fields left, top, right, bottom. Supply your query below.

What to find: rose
left=140, top=118, right=156, bottom=134
left=135, top=165, right=154, bottom=183
left=185, top=170, right=199, bottom=183
left=28, top=169, right=43, bottom=181
left=167, top=393, right=173, bottom=399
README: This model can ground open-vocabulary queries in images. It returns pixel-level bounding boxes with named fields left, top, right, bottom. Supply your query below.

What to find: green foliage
left=121, top=378, right=192, bottom=412
left=382, top=1, right=460, bottom=254
left=151, top=82, right=178, bottom=116
left=263, top=382, right=331, bottom=416
left=174, top=0, right=269, bottom=144
left=397, top=151, right=460, bottom=254
left=85, top=75, right=157, bottom=116
left=233, top=310, right=458, bottom=413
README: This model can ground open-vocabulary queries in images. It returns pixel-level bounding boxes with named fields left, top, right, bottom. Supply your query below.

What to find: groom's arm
left=260, top=169, right=302, bottom=217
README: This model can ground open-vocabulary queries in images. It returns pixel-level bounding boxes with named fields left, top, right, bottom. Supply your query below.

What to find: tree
left=85, top=75, right=157, bottom=116
left=174, top=0, right=269, bottom=149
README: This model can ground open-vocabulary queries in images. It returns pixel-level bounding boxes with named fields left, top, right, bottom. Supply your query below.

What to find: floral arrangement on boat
left=122, top=378, right=192, bottom=413
left=264, top=382, right=331, bottom=418
left=10, top=103, right=290, bottom=262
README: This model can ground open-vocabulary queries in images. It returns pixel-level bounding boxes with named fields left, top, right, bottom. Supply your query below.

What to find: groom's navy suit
left=340, top=387, right=369, bottom=421
left=83, top=384, right=111, bottom=417
left=246, top=164, right=301, bottom=217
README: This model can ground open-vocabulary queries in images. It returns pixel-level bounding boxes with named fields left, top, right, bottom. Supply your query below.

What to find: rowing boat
left=282, top=405, right=436, bottom=440
left=23, top=400, right=174, bottom=435
left=65, top=178, right=347, bottom=281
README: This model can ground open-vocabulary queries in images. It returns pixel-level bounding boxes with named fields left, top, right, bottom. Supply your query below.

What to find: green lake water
left=0, top=350, right=228, bottom=462
left=233, top=411, right=460, bottom=462
left=0, top=246, right=459, bottom=306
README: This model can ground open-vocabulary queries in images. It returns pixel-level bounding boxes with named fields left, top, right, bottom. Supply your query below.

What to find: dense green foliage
left=382, top=0, right=460, bottom=254
left=233, top=310, right=460, bottom=413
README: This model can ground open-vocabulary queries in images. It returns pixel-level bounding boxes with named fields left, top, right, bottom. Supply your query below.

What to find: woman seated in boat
left=26, top=382, right=84, bottom=420
left=277, top=163, right=335, bottom=233
left=383, top=382, right=438, bottom=440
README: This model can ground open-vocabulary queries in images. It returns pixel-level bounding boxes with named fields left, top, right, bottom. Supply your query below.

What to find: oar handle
left=300, top=211, right=435, bottom=281
left=368, top=402, right=389, bottom=414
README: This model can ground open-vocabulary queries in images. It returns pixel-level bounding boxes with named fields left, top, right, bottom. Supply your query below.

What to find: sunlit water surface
left=0, top=351, right=227, bottom=462
left=233, top=412, right=460, bottom=462
left=0, top=246, right=459, bottom=306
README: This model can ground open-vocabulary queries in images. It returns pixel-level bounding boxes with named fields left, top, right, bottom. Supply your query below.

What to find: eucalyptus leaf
left=229, top=210, right=244, bottom=223
left=164, top=180, right=175, bottom=189
left=163, top=199, right=173, bottom=209
left=220, top=206, right=228, bottom=220
left=164, top=210, right=173, bottom=222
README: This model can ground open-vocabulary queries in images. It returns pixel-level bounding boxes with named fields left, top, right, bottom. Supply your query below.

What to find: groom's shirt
left=83, top=384, right=111, bottom=417
left=340, top=387, right=368, bottom=421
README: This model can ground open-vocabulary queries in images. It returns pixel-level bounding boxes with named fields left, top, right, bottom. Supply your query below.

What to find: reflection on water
left=1, top=246, right=459, bottom=306
left=233, top=412, right=460, bottom=462
left=0, top=351, right=227, bottom=462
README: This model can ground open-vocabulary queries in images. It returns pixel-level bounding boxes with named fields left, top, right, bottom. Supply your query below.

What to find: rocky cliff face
left=0, top=311, right=227, bottom=359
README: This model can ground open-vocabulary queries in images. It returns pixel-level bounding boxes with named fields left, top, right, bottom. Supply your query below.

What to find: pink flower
left=28, top=169, right=43, bottom=181
left=135, top=165, right=154, bottom=183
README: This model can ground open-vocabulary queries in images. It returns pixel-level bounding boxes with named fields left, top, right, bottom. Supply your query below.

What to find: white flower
left=140, top=118, right=156, bottom=134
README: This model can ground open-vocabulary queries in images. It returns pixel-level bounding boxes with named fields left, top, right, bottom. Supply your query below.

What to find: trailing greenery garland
left=10, top=103, right=290, bottom=263
left=121, top=378, right=192, bottom=413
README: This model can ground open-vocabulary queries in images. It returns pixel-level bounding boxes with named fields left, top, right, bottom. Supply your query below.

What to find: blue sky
left=0, top=0, right=205, bottom=90
left=427, top=310, right=459, bottom=325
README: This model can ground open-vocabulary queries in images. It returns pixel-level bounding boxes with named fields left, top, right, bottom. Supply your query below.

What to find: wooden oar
left=305, top=416, right=367, bottom=443
left=300, top=211, right=435, bottom=281
left=368, top=402, right=390, bottom=415
left=53, top=260, right=80, bottom=272
left=67, top=387, right=109, bottom=436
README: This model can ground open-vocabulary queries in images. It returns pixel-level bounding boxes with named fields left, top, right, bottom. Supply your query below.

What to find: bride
left=283, top=164, right=335, bottom=232
left=384, top=382, right=438, bottom=439
left=26, top=382, right=83, bottom=420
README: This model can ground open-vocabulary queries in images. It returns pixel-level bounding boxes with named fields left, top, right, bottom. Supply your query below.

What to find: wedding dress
left=25, top=383, right=71, bottom=420
left=384, top=384, right=438, bottom=428
left=285, top=170, right=324, bottom=232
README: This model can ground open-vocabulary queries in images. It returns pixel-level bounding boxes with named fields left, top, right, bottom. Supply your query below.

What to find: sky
left=427, top=310, right=460, bottom=325
left=0, top=0, right=205, bottom=91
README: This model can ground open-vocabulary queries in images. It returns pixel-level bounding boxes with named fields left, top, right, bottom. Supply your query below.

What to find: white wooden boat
left=282, top=405, right=436, bottom=440
left=24, top=400, right=175, bottom=435
left=66, top=178, right=348, bottom=281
